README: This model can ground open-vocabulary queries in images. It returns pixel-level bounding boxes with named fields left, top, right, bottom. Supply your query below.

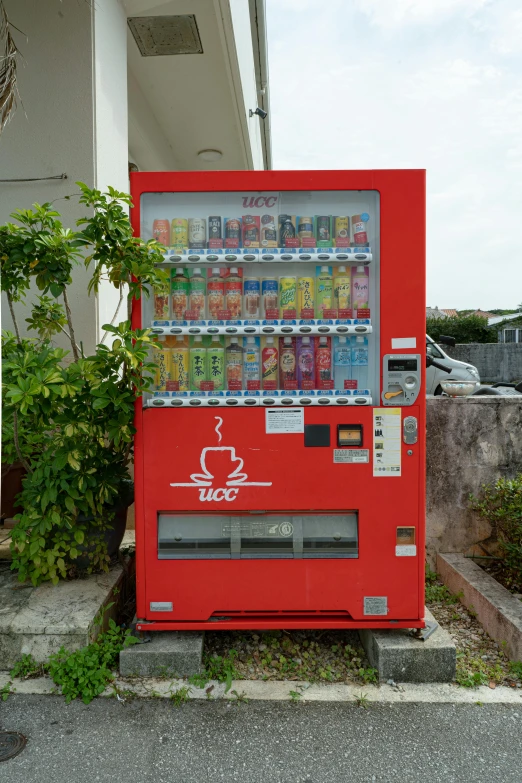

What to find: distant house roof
left=441, top=309, right=458, bottom=318
left=488, top=311, right=522, bottom=326
left=426, top=307, right=448, bottom=319
left=473, top=309, right=496, bottom=320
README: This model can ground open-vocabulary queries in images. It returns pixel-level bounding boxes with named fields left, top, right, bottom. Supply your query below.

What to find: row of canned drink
left=151, top=214, right=369, bottom=249
left=154, top=265, right=370, bottom=321
left=152, top=334, right=369, bottom=393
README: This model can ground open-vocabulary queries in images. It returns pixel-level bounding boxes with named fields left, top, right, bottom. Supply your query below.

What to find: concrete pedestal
left=119, top=632, right=204, bottom=678
left=359, top=608, right=456, bottom=683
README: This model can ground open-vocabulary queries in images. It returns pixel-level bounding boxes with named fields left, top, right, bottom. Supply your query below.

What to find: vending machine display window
left=140, top=189, right=379, bottom=407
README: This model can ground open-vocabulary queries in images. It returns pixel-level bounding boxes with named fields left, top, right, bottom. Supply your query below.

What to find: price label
left=344, top=380, right=358, bottom=390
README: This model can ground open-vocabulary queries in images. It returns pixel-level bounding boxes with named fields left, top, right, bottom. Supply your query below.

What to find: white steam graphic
left=214, top=416, right=223, bottom=444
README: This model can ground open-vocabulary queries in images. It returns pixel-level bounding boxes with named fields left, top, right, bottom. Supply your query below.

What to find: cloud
left=357, top=0, right=490, bottom=28
left=266, top=0, right=522, bottom=309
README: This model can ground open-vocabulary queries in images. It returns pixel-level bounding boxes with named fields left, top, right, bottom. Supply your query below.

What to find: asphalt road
left=1, top=695, right=521, bottom=782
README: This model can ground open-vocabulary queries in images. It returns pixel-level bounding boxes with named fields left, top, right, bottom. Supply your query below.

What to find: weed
left=203, top=650, right=240, bottom=694
left=1, top=682, right=12, bottom=701
left=354, top=692, right=369, bottom=708
left=230, top=689, right=248, bottom=704
left=456, top=653, right=504, bottom=688
left=170, top=685, right=190, bottom=706
left=508, top=661, right=522, bottom=681
left=476, top=701, right=483, bottom=706
left=468, top=605, right=477, bottom=618
left=10, top=653, right=48, bottom=679
left=189, top=671, right=209, bottom=689
left=289, top=690, right=302, bottom=702
left=47, top=618, right=138, bottom=704
left=358, top=667, right=378, bottom=684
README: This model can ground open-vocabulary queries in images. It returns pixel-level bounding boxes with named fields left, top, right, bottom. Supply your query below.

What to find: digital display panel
left=388, top=359, right=417, bottom=372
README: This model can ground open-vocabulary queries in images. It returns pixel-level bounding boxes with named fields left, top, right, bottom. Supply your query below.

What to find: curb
left=1, top=672, right=521, bottom=704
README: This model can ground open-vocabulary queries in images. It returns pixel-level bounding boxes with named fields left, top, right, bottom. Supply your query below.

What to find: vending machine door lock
left=403, top=416, right=418, bottom=445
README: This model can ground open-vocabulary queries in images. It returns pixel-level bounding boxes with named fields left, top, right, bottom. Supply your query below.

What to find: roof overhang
left=123, top=0, right=271, bottom=171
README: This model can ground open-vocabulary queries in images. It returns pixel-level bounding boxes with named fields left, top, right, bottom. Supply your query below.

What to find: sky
left=266, top=0, right=522, bottom=310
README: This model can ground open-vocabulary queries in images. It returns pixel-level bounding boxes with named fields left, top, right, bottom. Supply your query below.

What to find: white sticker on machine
left=363, top=596, right=388, bottom=616
left=373, top=408, right=401, bottom=477
left=396, top=545, right=417, bottom=557
left=333, top=449, right=369, bottom=464
left=265, top=408, right=304, bottom=434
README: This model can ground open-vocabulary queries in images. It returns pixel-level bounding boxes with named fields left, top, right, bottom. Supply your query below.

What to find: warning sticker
left=333, top=449, right=369, bottom=464
left=265, top=408, right=304, bottom=434
left=373, top=408, right=401, bottom=477
left=363, top=596, right=388, bottom=616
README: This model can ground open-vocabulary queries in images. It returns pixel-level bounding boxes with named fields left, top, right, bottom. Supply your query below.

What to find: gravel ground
left=201, top=573, right=522, bottom=688
left=202, top=629, right=377, bottom=685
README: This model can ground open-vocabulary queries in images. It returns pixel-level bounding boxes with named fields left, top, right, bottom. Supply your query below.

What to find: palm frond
left=0, top=1, right=22, bottom=133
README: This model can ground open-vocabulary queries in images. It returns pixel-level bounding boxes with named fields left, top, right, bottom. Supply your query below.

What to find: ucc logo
left=241, top=196, right=277, bottom=209
left=170, top=418, right=272, bottom=503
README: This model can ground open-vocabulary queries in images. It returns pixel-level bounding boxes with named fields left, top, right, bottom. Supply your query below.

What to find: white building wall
left=0, top=0, right=129, bottom=353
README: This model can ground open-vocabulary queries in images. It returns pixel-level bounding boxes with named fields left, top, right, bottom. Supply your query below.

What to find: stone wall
left=445, top=343, right=522, bottom=383
left=426, top=396, right=522, bottom=563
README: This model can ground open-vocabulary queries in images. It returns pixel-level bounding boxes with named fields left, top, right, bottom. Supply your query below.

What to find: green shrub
left=471, top=476, right=522, bottom=577
left=426, top=315, right=496, bottom=344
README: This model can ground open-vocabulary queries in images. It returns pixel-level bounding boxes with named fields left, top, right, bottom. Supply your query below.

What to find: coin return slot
left=337, top=424, right=362, bottom=447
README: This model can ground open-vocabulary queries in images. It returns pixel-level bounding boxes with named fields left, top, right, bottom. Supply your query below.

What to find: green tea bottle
left=190, top=335, right=207, bottom=390
left=207, top=335, right=225, bottom=391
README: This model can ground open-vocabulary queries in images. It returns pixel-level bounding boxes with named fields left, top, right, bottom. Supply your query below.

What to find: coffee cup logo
left=171, top=417, right=272, bottom=502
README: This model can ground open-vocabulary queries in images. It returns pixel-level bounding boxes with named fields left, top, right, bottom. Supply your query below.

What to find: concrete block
left=119, top=631, right=203, bottom=678
left=358, top=608, right=456, bottom=683
left=437, top=552, right=522, bottom=661
left=0, top=565, right=125, bottom=668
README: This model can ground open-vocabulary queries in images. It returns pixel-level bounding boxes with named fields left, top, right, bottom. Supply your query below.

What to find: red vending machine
left=131, top=170, right=426, bottom=631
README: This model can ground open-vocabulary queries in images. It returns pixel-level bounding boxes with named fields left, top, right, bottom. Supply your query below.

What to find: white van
left=426, top=335, right=480, bottom=395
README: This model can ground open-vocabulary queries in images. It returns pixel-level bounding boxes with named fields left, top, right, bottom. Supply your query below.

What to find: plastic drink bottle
left=279, top=276, right=297, bottom=318
left=298, top=336, right=315, bottom=387
left=188, top=267, right=206, bottom=319
left=316, top=266, right=333, bottom=317
left=280, top=336, right=297, bottom=386
left=334, top=336, right=351, bottom=390
left=297, top=277, right=315, bottom=316
left=207, top=268, right=225, bottom=320
left=225, top=267, right=242, bottom=318
left=243, top=277, right=261, bottom=318
left=207, top=335, right=225, bottom=391
left=190, top=335, right=207, bottom=390
left=171, top=268, right=189, bottom=320
left=226, top=338, right=243, bottom=386
left=352, top=266, right=369, bottom=310
left=351, top=335, right=369, bottom=389
left=261, top=337, right=279, bottom=389
left=171, top=336, right=189, bottom=391
left=243, top=337, right=260, bottom=386
left=334, top=266, right=351, bottom=311
left=315, top=336, right=332, bottom=386
left=152, top=337, right=171, bottom=391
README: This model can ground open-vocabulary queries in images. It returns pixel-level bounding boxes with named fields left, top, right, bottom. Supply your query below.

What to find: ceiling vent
left=128, top=15, right=203, bottom=56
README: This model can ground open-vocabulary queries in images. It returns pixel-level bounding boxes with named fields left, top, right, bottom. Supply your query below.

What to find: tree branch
left=62, top=287, right=79, bottom=361
left=6, top=291, right=21, bottom=343
left=13, top=410, right=32, bottom=474
left=101, top=283, right=124, bottom=344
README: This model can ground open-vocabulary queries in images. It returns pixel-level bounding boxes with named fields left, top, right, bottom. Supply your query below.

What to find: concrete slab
left=358, top=608, right=456, bottom=683
left=119, top=631, right=203, bottom=677
left=437, top=552, right=522, bottom=661
left=0, top=565, right=124, bottom=668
